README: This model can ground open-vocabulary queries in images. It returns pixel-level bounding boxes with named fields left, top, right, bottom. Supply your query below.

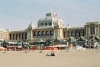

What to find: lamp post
left=51, top=35, right=55, bottom=50
left=89, top=39, right=91, bottom=49
left=40, top=39, right=43, bottom=50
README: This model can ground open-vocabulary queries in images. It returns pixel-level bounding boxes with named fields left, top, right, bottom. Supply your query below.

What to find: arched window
left=41, top=23, right=43, bottom=26
left=34, top=31, right=36, bottom=36
left=38, top=31, right=40, bottom=36
left=46, top=31, right=49, bottom=35
left=42, top=31, right=44, bottom=36
left=44, top=22, right=47, bottom=26
left=50, top=31, right=53, bottom=35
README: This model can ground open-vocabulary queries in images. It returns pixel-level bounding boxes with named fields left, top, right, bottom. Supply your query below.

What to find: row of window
left=34, top=31, right=53, bottom=36
left=64, top=31, right=84, bottom=38
left=10, top=33, right=27, bottom=40
left=39, top=22, right=52, bottom=26
left=68, top=31, right=84, bottom=33
left=34, top=36, right=53, bottom=38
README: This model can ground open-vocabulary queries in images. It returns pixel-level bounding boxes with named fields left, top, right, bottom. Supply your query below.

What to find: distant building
left=0, top=10, right=100, bottom=42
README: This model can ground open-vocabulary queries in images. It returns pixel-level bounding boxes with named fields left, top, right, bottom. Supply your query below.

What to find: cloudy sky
left=0, top=0, right=100, bottom=30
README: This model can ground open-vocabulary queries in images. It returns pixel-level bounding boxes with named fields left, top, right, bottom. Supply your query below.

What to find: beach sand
left=0, top=49, right=100, bottom=67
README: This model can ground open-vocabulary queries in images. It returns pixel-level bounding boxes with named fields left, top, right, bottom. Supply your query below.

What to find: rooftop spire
left=50, top=9, right=53, bottom=13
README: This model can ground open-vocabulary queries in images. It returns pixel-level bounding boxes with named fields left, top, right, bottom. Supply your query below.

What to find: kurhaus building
left=0, top=10, right=100, bottom=43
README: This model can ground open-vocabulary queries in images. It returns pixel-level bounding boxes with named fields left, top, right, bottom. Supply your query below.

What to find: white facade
left=0, top=10, right=100, bottom=42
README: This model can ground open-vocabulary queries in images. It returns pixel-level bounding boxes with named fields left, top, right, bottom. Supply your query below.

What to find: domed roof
left=27, top=22, right=34, bottom=29
left=38, top=9, right=64, bottom=28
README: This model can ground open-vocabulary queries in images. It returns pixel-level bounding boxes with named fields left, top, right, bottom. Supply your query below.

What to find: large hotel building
left=0, top=9, right=100, bottom=43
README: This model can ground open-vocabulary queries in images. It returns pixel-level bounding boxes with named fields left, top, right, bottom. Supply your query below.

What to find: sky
left=0, top=0, right=100, bottom=30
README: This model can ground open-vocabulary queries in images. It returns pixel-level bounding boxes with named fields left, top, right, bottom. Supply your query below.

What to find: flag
left=50, top=2, right=52, bottom=8
left=50, top=2, right=51, bottom=5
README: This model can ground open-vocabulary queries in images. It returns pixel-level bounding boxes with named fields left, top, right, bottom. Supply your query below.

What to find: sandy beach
left=0, top=49, right=100, bottom=67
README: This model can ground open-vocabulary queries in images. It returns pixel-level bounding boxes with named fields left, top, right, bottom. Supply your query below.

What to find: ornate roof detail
left=67, top=25, right=71, bottom=29
left=86, top=22, right=99, bottom=25
left=27, top=22, right=34, bottom=29
left=0, top=28, right=9, bottom=32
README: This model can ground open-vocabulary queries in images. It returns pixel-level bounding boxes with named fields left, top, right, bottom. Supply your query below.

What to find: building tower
left=27, top=22, right=34, bottom=41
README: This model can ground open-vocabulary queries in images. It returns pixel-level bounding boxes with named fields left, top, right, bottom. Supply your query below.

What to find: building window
left=49, top=22, right=52, bottom=26
left=38, top=31, right=40, bottom=36
left=16, top=34, right=17, bottom=40
left=42, top=31, right=44, bottom=36
left=80, top=31, right=83, bottom=36
left=50, top=31, right=53, bottom=35
left=96, top=27, right=98, bottom=35
left=64, top=32, right=65, bottom=38
left=25, top=33, right=27, bottom=39
left=46, top=31, right=49, bottom=35
left=72, top=31, right=75, bottom=37
left=90, top=27, right=95, bottom=34
left=13, top=34, right=14, bottom=40
left=41, top=23, right=43, bottom=26
left=34, top=31, right=36, bottom=36
left=22, top=34, right=23, bottom=40
left=19, top=34, right=20, bottom=39
left=10, top=34, right=11, bottom=40
left=44, top=22, right=47, bottom=26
